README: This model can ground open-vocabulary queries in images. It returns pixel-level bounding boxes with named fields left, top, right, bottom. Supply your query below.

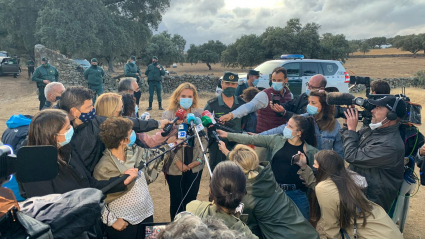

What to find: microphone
left=326, top=92, right=355, bottom=106
left=202, top=110, right=216, bottom=124
left=140, top=112, right=150, bottom=120
left=201, top=116, right=221, bottom=142
left=187, top=113, right=197, bottom=127
left=195, top=117, right=208, bottom=140
left=161, top=109, right=186, bottom=137
left=178, top=123, right=188, bottom=139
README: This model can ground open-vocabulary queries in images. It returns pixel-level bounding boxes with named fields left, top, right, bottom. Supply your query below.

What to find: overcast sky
left=157, top=0, right=425, bottom=49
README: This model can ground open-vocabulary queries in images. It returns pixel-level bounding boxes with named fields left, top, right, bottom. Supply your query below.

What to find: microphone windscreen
left=201, top=115, right=213, bottom=127
left=175, top=109, right=186, bottom=120
left=195, top=117, right=202, bottom=125
left=187, top=113, right=196, bottom=124
left=326, top=92, right=355, bottom=106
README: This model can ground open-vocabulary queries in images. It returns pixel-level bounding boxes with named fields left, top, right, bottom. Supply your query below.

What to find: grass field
left=352, top=48, right=419, bottom=56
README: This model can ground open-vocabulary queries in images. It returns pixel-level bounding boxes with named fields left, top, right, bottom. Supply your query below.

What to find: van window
left=320, top=62, right=338, bottom=76
left=302, top=62, right=319, bottom=76
left=283, top=63, right=300, bottom=77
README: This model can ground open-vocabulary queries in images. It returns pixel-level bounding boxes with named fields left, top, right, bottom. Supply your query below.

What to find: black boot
left=147, top=102, right=152, bottom=111
left=158, top=102, right=164, bottom=110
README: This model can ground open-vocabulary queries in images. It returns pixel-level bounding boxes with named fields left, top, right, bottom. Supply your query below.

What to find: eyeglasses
left=305, top=82, right=322, bottom=90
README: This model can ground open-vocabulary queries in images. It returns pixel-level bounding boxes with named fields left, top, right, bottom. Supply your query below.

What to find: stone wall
left=34, top=45, right=220, bottom=94
left=162, top=74, right=220, bottom=94
left=349, top=77, right=420, bottom=93
left=34, top=44, right=117, bottom=92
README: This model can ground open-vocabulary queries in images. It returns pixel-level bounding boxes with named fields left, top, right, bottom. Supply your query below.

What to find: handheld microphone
left=140, top=112, right=150, bottom=120
left=326, top=92, right=355, bottom=106
left=201, top=116, right=221, bottom=142
left=178, top=123, right=188, bottom=139
left=195, top=117, right=208, bottom=140
left=202, top=110, right=216, bottom=124
left=187, top=113, right=197, bottom=127
left=162, top=109, right=186, bottom=137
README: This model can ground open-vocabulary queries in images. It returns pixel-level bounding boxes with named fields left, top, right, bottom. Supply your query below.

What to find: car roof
left=265, top=59, right=342, bottom=64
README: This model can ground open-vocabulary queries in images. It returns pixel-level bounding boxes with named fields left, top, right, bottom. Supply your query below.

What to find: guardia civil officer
left=124, top=55, right=142, bottom=106
left=32, top=57, right=59, bottom=110
left=84, top=58, right=105, bottom=103
left=145, top=56, right=166, bottom=110
left=234, top=69, right=260, bottom=97
left=204, top=72, right=249, bottom=171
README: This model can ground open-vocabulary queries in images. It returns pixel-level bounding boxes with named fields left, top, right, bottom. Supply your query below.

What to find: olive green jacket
left=84, top=65, right=105, bottom=86
left=32, top=64, right=59, bottom=87
left=124, top=62, right=142, bottom=78
left=227, top=133, right=318, bottom=165
left=186, top=200, right=258, bottom=239
left=145, top=63, right=165, bottom=82
left=242, top=162, right=320, bottom=239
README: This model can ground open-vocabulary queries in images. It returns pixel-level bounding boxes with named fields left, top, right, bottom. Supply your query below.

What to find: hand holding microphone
left=161, top=109, right=186, bottom=137
left=201, top=116, right=221, bottom=143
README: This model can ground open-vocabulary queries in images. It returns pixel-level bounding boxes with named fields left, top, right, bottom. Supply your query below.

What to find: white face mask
left=369, top=117, right=387, bottom=131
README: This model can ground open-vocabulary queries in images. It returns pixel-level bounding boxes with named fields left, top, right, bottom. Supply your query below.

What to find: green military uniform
left=235, top=69, right=260, bottom=97
left=32, top=58, right=59, bottom=110
left=84, top=58, right=104, bottom=103
left=204, top=72, right=249, bottom=171
left=26, top=59, right=35, bottom=79
left=145, top=56, right=165, bottom=109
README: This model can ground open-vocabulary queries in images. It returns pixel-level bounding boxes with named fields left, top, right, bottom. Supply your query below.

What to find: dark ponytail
left=210, top=161, right=246, bottom=214
left=292, top=115, right=317, bottom=147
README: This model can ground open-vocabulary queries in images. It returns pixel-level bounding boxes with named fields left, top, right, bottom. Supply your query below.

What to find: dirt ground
left=352, top=48, right=419, bottom=56
left=1, top=65, right=424, bottom=238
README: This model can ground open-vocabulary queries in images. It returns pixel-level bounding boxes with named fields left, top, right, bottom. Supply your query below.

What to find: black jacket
left=20, top=188, right=104, bottom=239
left=277, top=93, right=309, bottom=119
left=69, top=115, right=159, bottom=191
left=341, top=124, right=405, bottom=212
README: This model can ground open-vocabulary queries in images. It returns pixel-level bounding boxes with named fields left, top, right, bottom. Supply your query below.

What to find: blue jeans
left=285, top=189, right=309, bottom=220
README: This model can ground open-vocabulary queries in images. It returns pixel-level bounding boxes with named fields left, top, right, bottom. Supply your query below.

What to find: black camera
left=270, top=93, right=281, bottom=105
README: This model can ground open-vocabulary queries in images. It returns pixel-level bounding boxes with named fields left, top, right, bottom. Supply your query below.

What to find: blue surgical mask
left=307, top=104, right=319, bottom=115
left=58, top=126, right=74, bottom=147
left=78, top=108, right=96, bottom=123
left=128, top=130, right=137, bottom=147
left=306, top=89, right=311, bottom=96
left=135, top=105, right=139, bottom=115
left=253, top=79, right=259, bottom=87
left=283, top=127, right=294, bottom=139
left=272, top=82, right=283, bottom=91
left=180, top=98, right=193, bottom=110
left=132, top=61, right=136, bottom=64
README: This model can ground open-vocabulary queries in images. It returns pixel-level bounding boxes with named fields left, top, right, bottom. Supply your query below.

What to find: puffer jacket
left=341, top=124, right=405, bottom=212
left=186, top=200, right=258, bottom=239
left=242, top=162, right=319, bottom=239
left=1, top=114, right=32, bottom=152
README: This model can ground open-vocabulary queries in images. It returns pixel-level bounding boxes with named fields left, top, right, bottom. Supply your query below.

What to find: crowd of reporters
left=0, top=65, right=422, bottom=239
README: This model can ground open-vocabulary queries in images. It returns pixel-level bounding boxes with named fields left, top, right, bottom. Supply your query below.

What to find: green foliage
left=400, top=34, right=425, bottom=55
left=319, top=33, right=350, bottom=63
left=186, top=40, right=226, bottom=70
left=360, top=43, right=370, bottom=55
left=222, top=34, right=265, bottom=68
left=366, top=37, right=387, bottom=49
left=142, top=31, right=185, bottom=67
left=415, top=70, right=425, bottom=86
left=348, top=40, right=362, bottom=55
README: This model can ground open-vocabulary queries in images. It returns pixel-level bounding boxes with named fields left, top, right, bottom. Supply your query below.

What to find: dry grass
left=344, top=57, right=425, bottom=79
left=352, top=48, right=416, bottom=56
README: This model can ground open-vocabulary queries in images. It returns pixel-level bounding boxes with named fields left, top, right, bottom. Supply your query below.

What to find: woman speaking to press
left=162, top=82, right=207, bottom=220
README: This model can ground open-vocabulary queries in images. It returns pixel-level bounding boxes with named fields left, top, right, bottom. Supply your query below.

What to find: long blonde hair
left=167, top=83, right=199, bottom=111
left=95, top=93, right=122, bottom=118
left=228, top=144, right=259, bottom=179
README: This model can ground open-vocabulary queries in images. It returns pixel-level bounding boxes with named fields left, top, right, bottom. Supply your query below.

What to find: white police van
left=216, top=54, right=350, bottom=97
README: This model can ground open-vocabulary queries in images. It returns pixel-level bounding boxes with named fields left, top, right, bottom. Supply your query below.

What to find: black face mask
left=92, top=65, right=97, bottom=68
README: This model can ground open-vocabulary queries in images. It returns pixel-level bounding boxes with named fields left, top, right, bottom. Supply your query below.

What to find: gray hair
left=44, top=82, right=64, bottom=98
left=118, top=78, right=136, bottom=92
left=157, top=213, right=244, bottom=239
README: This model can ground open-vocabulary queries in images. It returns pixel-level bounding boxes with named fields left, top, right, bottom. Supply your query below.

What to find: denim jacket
left=259, top=113, right=344, bottom=157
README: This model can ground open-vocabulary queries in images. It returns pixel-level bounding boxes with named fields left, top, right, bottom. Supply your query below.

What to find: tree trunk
left=106, top=56, right=115, bottom=72
left=206, top=62, right=212, bottom=70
